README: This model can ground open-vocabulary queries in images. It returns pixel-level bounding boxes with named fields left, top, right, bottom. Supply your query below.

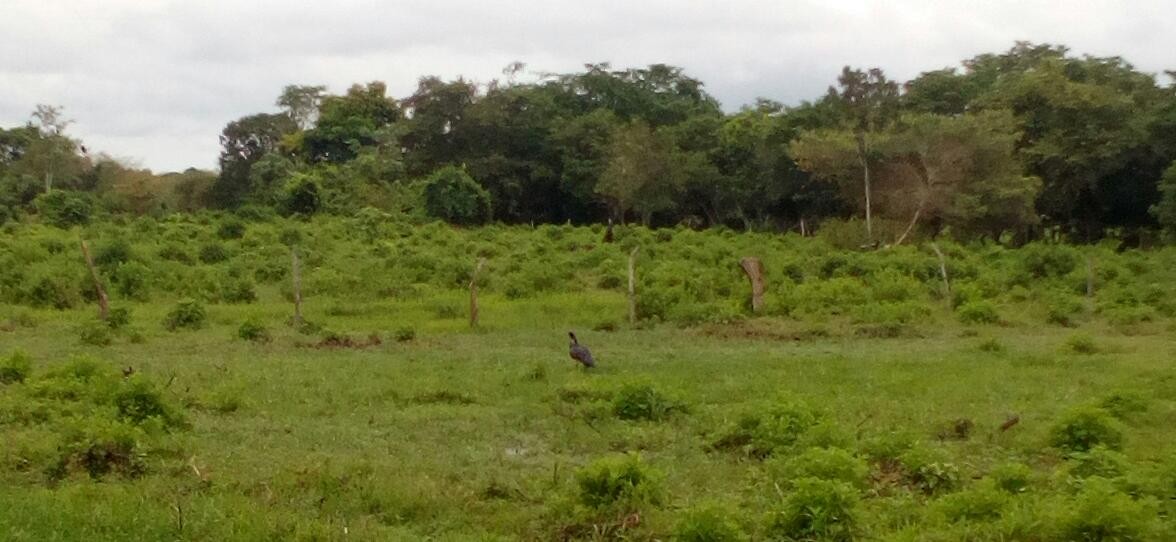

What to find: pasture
left=1, top=216, right=1175, bottom=540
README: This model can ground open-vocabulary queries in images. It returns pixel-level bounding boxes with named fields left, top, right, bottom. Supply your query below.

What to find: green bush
left=107, top=307, right=131, bottom=330
left=52, top=416, right=146, bottom=479
left=767, top=446, right=869, bottom=489
left=94, top=238, right=135, bottom=267
left=217, top=219, right=247, bottom=240
left=1055, top=477, right=1159, bottom=541
left=713, top=400, right=821, bottom=458
left=114, top=376, right=186, bottom=428
left=990, top=462, right=1034, bottom=494
left=237, top=320, right=271, bottom=343
left=768, top=478, right=860, bottom=541
left=1065, top=333, right=1099, bottom=354
left=422, top=166, right=492, bottom=225
left=957, top=300, right=999, bottom=324
left=164, top=299, right=206, bottom=331
left=34, top=190, right=92, bottom=228
left=220, top=276, right=257, bottom=304
left=111, top=261, right=151, bottom=301
left=575, top=453, right=661, bottom=510
left=899, top=446, right=962, bottom=495
left=0, top=350, right=32, bottom=384
left=1049, top=406, right=1124, bottom=453
left=612, top=383, right=685, bottom=421
left=1065, top=445, right=1130, bottom=480
left=1099, top=390, right=1149, bottom=419
left=394, top=326, right=416, bottom=342
left=673, top=505, right=745, bottom=542
left=936, top=480, right=1008, bottom=523
left=198, top=243, right=230, bottom=264
left=78, top=319, right=113, bottom=346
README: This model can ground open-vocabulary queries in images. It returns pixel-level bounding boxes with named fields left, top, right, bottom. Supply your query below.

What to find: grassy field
left=2, top=289, right=1175, bottom=540
left=1, top=217, right=1175, bottom=540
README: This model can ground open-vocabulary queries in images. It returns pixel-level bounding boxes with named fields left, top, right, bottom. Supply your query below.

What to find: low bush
left=575, top=453, right=661, bottom=510
left=767, top=477, right=860, bottom=542
left=1055, top=477, right=1159, bottom=541
left=673, top=505, right=745, bottom=542
left=1049, top=406, right=1124, bottom=453
left=164, top=299, right=206, bottom=331
left=766, top=446, right=869, bottom=489
left=78, top=319, right=113, bottom=346
left=1065, top=333, right=1099, bottom=354
left=957, top=301, right=999, bottom=324
left=713, top=399, right=821, bottom=458
left=611, top=383, right=685, bottom=422
left=198, top=243, right=230, bottom=264
left=936, top=480, right=1008, bottom=523
left=237, top=320, right=271, bottom=343
left=0, top=350, right=32, bottom=384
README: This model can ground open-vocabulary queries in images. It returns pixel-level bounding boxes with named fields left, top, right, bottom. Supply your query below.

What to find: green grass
left=2, top=290, right=1175, bottom=540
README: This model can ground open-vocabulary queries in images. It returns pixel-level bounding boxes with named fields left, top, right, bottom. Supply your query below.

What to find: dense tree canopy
left=2, top=42, right=1174, bottom=246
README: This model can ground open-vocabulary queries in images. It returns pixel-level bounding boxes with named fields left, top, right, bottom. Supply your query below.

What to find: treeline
left=3, top=42, right=1176, bottom=243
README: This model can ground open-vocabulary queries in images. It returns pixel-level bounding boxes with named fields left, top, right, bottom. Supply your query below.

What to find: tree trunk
left=469, top=258, right=486, bottom=328
left=893, top=205, right=923, bottom=246
left=80, top=240, right=109, bottom=321
left=855, top=131, right=872, bottom=242
left=930, top=242, right=951, bottom=301
left=739, top=257, right=766, bottom=314
left=627, top=247, right=639, bottom=324
left=291, top=248, right=303, bottom=327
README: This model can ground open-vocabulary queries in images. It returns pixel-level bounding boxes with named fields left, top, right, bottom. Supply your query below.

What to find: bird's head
left=567, top=331, right=577, bottom=343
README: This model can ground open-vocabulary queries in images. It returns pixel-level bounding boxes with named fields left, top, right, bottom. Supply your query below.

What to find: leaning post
left=739, top=256, right=766, bottom=314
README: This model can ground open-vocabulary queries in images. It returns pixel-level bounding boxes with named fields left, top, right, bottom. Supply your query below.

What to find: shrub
left=768, top=478, right=860, bottom=542
left=78, top=319, right=113, bottom=346
left=34, top=190, right=92, bottom=228
left=198, top=243, right=230, bottom=264
left=394, top=326, right=416, bottom=342
left=94, top=238, right=135, bottom=268
left=1056, top=477, right=1158, bottom=541
left=157, top=243, right=194, bottom=263
left=612, top=383, right=684, bottom=421
left=767, top=446, right=869, bottom=489
left=1065, top=333, right=1098, bottom=354
left=107, top=307, right=131, bottom=330
left=1099, top=390, right=1149, bottom=419
left=977, top=337, right=1005, bottom=353
left=936, top=481, right=1009, bottom=523
left=422, top=166, right=492, bottom=225
left=217, top=219, right=247, bottom=240
left=0, top=350, right=32, bottom=384
left=220, top=276, right=257, bottom=304
left=990, top=462, right=1035, bottom=494
left=713, top=400, right=821, bottom=458
left=900, top=446, right=962, bottom=495
left=281, top=173, right=322, bottom=216
left=957, top=301, right=999, bottom=324
left=1065, top=445, right=1130, bottom=481
left=1049, top=406, right=1124, bottom=453
left=237, top=320, right=271, bottom=343
left=673, top=505, right=745, bottom=542
left=52, top=416, right=146, bottom=479
left=164, top=299, right=206, bottom=331
left=111, top=261, right=151, bottom=301
left=575, top=453, right=661, bottom=510
left=114, top=376, right=185, bottom=428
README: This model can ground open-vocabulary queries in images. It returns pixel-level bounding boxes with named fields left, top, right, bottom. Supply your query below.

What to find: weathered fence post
left=627, top=247, right=639, bottom=324
left=1085, top=255, right=1095, bottom=312
left=470, top=258, right=486, bottom=328
left=930, top=242, right=951, bottom=300
left=739, top=257, right=766, bottom=314
left=80, top=239, right=109, bottom=321
left=291, top=247, right=303, bottom=327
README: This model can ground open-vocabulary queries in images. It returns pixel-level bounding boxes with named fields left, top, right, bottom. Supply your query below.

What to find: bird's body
left=568, top=331, right=595, bottom=368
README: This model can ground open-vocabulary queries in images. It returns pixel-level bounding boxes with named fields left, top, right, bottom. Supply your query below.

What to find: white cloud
left=2, top=0, right=1172, bottom=172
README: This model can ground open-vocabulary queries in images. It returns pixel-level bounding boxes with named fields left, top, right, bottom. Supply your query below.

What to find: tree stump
left=739, top=257, right=765, bottom=314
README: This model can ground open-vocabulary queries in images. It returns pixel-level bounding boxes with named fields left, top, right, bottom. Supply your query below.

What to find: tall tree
left=825, top=67, right=900, bottom=241
left=596, top=121, right=680, bottom=225
left=211, top=113, right=296, bottom=207
left=277, top=84, right=327, bottom=130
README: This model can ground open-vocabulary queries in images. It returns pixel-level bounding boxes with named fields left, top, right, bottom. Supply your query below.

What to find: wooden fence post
left=627, top=247, right=639, bottom=324
left=291, top=247, right=303, bottom=327
left=739, top=257, right=766, bottom=314
left=80, top=239, right=109, bottom=321
left=470, top=258, right=486, bottom=328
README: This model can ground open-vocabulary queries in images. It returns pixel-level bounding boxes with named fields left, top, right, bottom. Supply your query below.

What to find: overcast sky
left=2, top=1, right=1173, bottom=173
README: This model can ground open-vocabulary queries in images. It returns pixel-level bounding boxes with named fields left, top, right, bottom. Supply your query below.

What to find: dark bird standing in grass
left=568, top=331, right=596, bottom=368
